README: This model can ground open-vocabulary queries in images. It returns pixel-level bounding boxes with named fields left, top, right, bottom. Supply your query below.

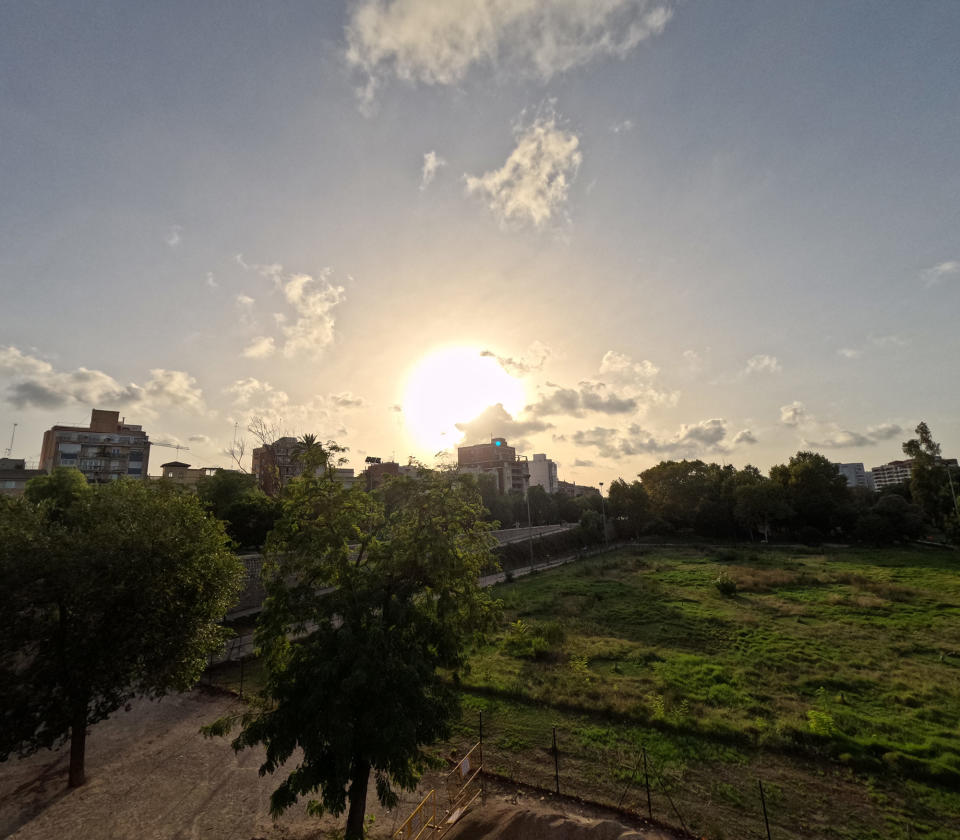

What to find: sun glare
left=402, top=347, right=526, bottom=455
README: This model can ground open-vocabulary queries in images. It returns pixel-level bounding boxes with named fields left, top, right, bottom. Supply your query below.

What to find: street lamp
left=525, top=475, right=534, bottom=565
left=598, top=481, right=607, bottom=547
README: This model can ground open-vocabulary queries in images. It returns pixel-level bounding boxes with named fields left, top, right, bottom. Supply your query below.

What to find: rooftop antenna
left=4, top=423, right=16, bottom=457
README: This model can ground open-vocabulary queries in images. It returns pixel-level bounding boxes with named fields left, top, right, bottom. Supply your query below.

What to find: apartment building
left=158, top=461, right=221, bottom=488
left=528, top=453, right=559, bottom=494
left=457, top=437, right=530, bottom=494
left=0, top=458, right=45, bottom=496
left=39, top=409, right=150, bottom=483
left=833, top=462, right=876, bottom=491
left=251, top=436, right=303, bottom=496
left=871, top=456, right=959, bottom=490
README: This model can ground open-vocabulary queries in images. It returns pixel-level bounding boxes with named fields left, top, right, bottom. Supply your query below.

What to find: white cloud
left=242, top=336, right=277, bottom=359
left=188, top=434, right=211, bottom=444
left=480, top=340, right=552, bottom=375
left=236, top=294, right=255, bottom=307
left=922, top=260, right=959, bottom=287
left=599, top=350, right=658, bottom=380
left=165, top=225, right=182, bottom=248
left=238, top=261, right=347, bottom=359
left=865, top=422, right=902, bottom=440
left=205, top=272, right=218, bottom=289
left=420, top=150, right=446, bottom=190
left=803, top=429, right=874, bottom=449
left=682, top=349, right=703, bottom=374
left=346, top=0, right=672, bottom=107
left=573, top=417, right=730, bottom=459
left=733, top=429, right=758, bottom=445
left=837, top=347, right=862, bottom=359
left=225, top=378, right=366, bottom=435
left=610, top=119, right=634, bottom=134
left=780, top=401, right=806, bottom=427
left=0, top=346, right=204, bottom=415
left=743, top=354, right=781, bottom=375
left=465, top=110, right=582, bottom=228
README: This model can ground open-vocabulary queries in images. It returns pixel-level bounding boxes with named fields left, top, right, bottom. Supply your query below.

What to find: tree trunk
left=68, top=706, right=87, bottom=788
left=344, top=758, right=371, bottom=840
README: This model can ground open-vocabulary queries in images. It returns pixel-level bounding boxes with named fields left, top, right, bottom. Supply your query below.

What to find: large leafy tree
left=769, top=451, right=851, bottom=537
left=902, top=422, right=958, bottom=534
left=0, top=471, right=244, bottom=787
left=197, top=468, right=280, bottom=549
left=208, top=448, right=498, bottom=840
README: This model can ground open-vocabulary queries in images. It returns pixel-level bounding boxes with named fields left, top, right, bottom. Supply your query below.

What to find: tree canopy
left=0, top=471, right=244, bottom=787
left=207, top=448, right=498, bottom=840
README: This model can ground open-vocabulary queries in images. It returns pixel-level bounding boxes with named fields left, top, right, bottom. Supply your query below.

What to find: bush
left=715, top=571, right=737, bottom=596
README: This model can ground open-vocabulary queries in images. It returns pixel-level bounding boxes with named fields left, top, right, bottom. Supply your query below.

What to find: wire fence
left=462, top=710, right=781, bottom=840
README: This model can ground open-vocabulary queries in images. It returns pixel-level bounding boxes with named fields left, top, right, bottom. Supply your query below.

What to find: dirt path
left=0, top=689, right=679, bottom=840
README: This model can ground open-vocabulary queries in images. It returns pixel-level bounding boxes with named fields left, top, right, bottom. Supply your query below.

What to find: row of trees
left=601, top=423, right=958, bottom=545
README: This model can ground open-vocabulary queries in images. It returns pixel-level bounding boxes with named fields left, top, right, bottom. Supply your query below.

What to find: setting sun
left=402, top=347, right=526, bottom=455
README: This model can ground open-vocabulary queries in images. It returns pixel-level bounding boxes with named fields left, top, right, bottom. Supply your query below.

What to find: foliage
left=903, top=422, right=958, bottom=537
left=197, top=469, right=280, bottom=549
left=714, top=570, right=737, bottom=596
left=769, top=451, right=851, bottom=536
left=207, top=448, right=498, bottom=840
left=0, top=474, right=243, bottom=787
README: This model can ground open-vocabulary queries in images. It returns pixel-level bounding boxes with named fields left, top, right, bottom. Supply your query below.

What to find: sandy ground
left=0, top=689, right=678, bottom=840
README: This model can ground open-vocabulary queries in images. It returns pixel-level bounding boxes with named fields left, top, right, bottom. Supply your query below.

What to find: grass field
left=449, top=546, right=960, bottom=840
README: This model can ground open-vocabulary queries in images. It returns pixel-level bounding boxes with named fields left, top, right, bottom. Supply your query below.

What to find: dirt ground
left=0, top=689, right=678, bottom=840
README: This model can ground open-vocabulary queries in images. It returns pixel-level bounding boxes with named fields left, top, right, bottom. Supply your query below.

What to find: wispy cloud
left=780, top=401, right=806, bottom=427
left=743, top=354, right=781, bottom=375
left=237, top=260, right=347, bottom=359
left=733, top=429, right=758, bottom=445
left=610, top=119, right=634, bottom=134
left=922, top=260, right=959, bottom=287
left=480, top=340, right=552, bottom=375
left=420, top=150, right=446, bottom=190
left=465, top=109, right=582, bottom=228
left=205, top=272, right=218, bottom=289
left=165, top=225, right=183, bottom=248
left=346, top=0, right=672, bottom=108
left=573, top=417, right=730, bottom=459
left=599, top=350, right=658, bottom=380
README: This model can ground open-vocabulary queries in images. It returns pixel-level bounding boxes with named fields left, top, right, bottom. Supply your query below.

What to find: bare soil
left=0, top=689, right=677, bottom=840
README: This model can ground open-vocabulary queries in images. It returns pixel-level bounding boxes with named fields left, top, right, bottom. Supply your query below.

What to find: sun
left=402, top=347, right=526, bottom=455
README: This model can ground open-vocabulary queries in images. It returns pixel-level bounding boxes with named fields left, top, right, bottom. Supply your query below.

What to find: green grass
left=452, top=546, right=960, bottom=840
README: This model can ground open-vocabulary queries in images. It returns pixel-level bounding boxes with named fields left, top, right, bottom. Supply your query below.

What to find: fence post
left=552, top=727, right=560, bottom=794
left=759, top=779, right=772, bottom=840
left=642, top=748, right=652, bottom=821
left=479, top=711, right=484, bottom=799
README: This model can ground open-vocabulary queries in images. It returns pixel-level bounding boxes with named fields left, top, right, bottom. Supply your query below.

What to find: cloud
left=389, top=403, right=403, bottom=413
left=236, top=294, right=255, bottom=307
left=573, top=459, right=595, bottom=468
left=346, top=0, right=672, bottom=107
left=420, top=150, right=446, bottom=190
left=804, top=429, right=875, bottom=449
left=527, top=382, right=637, bottom=418
left=238, top=261, right=347, bottom=359
left=480, top=340, right=552, bottom=375
left=454, top=402, right=552, bottom=447
left=242, top=336, right=277, bottom=359
left=165, top=225, right=182, bottom=248
left=780, top=401, right=806, bottom=427
left=0, top=346, right=204, bottom=415
left=865, top=423, right=902, bottom=440
left=188, top=434, right=211, bottom=444
left=682, top=349, right=703, bottom=374
left=743, top=354, right=781, bottom=375
left=573, top=418, right=730, bottom=459
left=922, top=260, right=959, bottom=287
left=599, top=350, right=658, bottom=380
left=610, top=119, right=634, bottom=134
left=465, top=110, right=582, bottom=228
left=329, top=392, right=366, bottom=408
left=837, top=347, right=862, bottom=359
left=733, top=429, right=758, bottom=445
left=225, top=378, right=366, bottom=434
left=205, top=272, right=218, bottom=289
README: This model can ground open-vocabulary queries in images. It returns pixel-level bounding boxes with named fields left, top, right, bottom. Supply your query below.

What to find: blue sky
left=2, top=1, right=958, bottom=483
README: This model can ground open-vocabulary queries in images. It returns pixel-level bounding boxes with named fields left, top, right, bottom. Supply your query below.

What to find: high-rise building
left=457, top=437, right=530, bottom=494
left=871, top=457, right=959, bottom=490
left=39, top=409, right=150, bottom=483
left=251, top=436, right=302, bottom=496
left=833, top=462, right=875, bottom=491
left=528, top=453, right=559, bottom=494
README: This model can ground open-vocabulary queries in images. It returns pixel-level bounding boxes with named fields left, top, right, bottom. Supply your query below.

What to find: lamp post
left=599, top=481, right=607, bottom=547
left=525, top=475, right=534, bottom=565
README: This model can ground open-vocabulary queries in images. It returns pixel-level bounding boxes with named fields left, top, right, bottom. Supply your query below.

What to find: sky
left=2, top=1, right=959, bottom=486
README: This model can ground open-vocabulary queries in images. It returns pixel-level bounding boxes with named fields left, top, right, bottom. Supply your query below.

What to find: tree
left=769, top=451, right=850, bottom=537
left=606, top=478, right=650, bottom=539
left=639, top=460, right=713, bottom=531
left=902, top=422, right=958, bottom=533
left=207, top=448, right=498, bottom=840
left=0, top=474, right=244, bottom=787
left=734, top=481, right=792, bottom=541
left=197, top=469, right=280, bottom=549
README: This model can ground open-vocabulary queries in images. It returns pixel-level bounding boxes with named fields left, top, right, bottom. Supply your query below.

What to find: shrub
left=715, top=571, right=737, bottom=596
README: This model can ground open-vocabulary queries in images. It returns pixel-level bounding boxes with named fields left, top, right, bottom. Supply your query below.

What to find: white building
left=528, top=453, right=559, bottom=494
left=833, top=462, right=876, bottom=491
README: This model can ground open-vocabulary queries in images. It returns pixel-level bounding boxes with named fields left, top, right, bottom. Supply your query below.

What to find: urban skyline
left=2, top=2, right=958, bottom=488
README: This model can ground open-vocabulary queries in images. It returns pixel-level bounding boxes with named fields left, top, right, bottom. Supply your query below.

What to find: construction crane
left=4, top=423, right=16, bottom=457
left=152, top=440, right=191, bottom=458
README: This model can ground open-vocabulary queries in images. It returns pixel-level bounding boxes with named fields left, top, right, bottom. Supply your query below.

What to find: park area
left=3, top=545, right=959, bottom=840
